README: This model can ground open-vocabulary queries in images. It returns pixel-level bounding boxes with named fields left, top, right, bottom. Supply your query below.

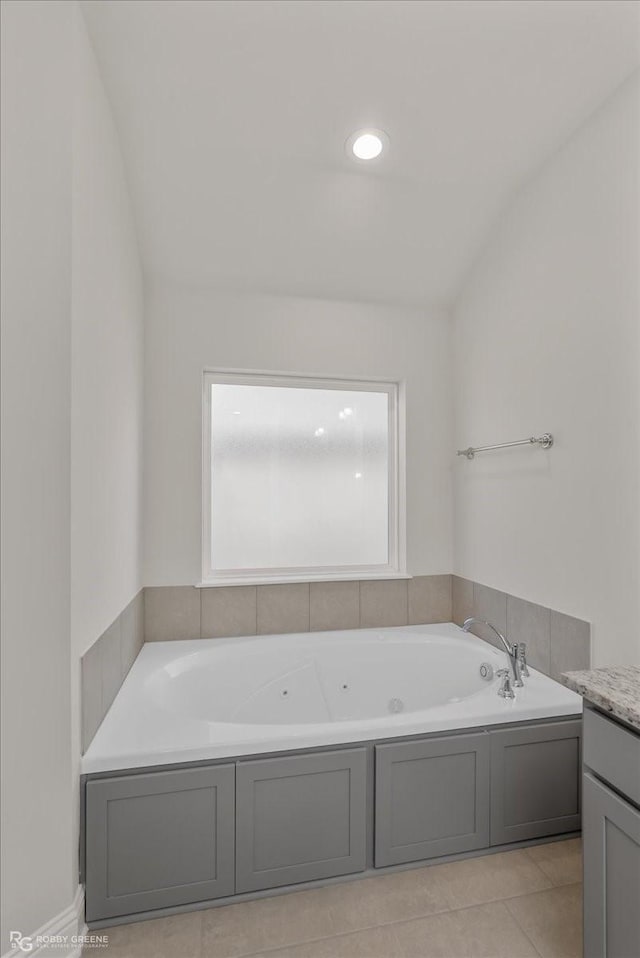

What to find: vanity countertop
left=563, top=666, right=640, bottom=732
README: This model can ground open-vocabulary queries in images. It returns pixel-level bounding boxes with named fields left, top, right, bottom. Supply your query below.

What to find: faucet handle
left=517, top=642, right=530, bottom=678
left=496, top=668, right=516, bottom=700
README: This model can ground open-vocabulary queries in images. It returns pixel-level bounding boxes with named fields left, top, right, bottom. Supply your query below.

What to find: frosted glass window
left=203, top=375, right=398, bottom=579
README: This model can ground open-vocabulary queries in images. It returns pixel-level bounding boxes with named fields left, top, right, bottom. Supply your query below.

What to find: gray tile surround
left=507, top=596, right=551, bottom=675
left=201, top=585, right=257, bottom=638
left=452, top=576, right=473, bottom=627
left=81, top=639, right=103, bottom=754
left=452, top=576, right=590, bottom=680
left=360, top=579, right=409, bottom=628
left=310, top=581, right=360, bottom=632
left=145, top=586, right=201, bottom=642
left=473, top=583, right=507, bottom=644
left=549, top=611, right=591, bottom=681
left=121, top=590, right=145, bottom=676
left=145, top=576, right=453, bottom=644
left=257, top=583, right=310, bottom=635
left=81, top=590, right=144, bottom=753
left=408, top=575, right=452, bottom=625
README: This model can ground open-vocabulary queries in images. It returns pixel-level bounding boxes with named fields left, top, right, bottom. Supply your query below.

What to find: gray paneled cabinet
left=583, top=708, right=640, bottom=958
left=84, top=748, right=367, bottom=921
left=84, top=719, right=582, bottom=923
left=85, top=764, right=235, bottom=922
left=489, top=720, right=582, bottom=844
left=236, top=748, right=367, bottom=892
left=374, top=720, right=580, bottom=867
left=375, top=732, right=490, bottom=866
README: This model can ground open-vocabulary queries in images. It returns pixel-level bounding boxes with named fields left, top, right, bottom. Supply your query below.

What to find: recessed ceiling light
left=347, top=129, right=388, bottom=161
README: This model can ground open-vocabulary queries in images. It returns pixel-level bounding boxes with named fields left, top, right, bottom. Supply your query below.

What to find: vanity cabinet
left=489, top=720, right=582, bottom=844
left=84, top=764, right=235, bottom=922
left=374, top=733, right=490, bottom=866
left=583, top=707, right=640, bottom=958
left=236, top=748, right=368, bottom=892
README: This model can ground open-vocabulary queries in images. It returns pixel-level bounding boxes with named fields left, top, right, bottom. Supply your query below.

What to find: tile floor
left=87, top=838, right=583, bottom=958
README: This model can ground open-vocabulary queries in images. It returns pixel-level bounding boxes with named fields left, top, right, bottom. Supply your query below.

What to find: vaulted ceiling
left=82, top=0, right=640, bottom=306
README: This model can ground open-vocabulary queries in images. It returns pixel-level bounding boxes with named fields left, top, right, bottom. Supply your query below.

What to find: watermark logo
left=10, top=930, right=109, bottom=952
left=9, top=933, right=32, bottom=953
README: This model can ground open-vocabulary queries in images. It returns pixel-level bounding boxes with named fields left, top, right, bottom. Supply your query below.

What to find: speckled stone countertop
left=563, top=666, right=640, bottom=732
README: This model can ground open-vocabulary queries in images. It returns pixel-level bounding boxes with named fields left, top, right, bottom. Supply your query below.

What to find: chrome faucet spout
left=461, top=617, right=523, bottom=687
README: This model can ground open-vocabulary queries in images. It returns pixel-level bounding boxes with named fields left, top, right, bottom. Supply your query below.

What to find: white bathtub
left=81, top=623, right=582, bottom=774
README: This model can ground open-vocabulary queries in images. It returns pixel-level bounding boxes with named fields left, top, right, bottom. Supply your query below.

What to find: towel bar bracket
left=457, top=433, right=554, bottom=460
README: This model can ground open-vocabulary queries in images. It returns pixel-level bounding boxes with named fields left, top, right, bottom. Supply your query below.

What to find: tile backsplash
left=452, top=576, right=590, bottom=682
left=80, top=590, right=144, bottom=753
left=144, top=575, right=453, bottom=642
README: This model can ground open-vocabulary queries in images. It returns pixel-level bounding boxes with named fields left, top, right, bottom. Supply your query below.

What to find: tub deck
left=81, top=623, right=582, bottom=774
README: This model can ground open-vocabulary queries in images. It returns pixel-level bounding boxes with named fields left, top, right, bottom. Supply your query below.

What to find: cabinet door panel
left=490, top=721, right=581, bottom=844
left=85, top=765, right=235, bottom=921
left=375, top=733, right=490, bottom=867
left=236, top=749, right=367, bottom=893
left=583, top=773, right=640, bottom=958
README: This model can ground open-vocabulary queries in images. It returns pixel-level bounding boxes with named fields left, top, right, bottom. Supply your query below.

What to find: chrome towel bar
left=457, top=433, right=554, bottom=460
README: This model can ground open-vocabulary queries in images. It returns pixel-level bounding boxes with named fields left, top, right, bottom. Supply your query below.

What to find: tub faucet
left=462, top=617, right=524, bottom=688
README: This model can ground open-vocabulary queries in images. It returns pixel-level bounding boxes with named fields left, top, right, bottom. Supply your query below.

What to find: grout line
left=199, top=875, right=584, bottom=958
left=502, top=904, right=546, bottom=958
left=503, top=882, right=583, bottom=958
left=404, top=576, right=408, bottom=624
left=516, top=851, right=557, bottom=889
left=254, top=585, right=258, bottom=635
left=521, top=837, right=583, bottom=887
left=504, top=880, right=583, bottom=907
left=117, top=853, right=583, bottom=957
left=229, top=893, right=561, bottom=958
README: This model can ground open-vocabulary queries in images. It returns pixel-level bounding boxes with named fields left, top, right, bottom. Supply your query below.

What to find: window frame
left=201, top=369, right=405, bottom=586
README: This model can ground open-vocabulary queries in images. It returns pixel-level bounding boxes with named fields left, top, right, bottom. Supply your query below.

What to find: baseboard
left=2, top=886, right=87, bottom=958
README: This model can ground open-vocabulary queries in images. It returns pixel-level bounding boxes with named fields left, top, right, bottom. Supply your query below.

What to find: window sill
left=196, top=572, right=412, bottom=588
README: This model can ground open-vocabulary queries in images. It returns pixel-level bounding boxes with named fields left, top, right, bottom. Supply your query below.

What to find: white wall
left=145, top=284, right=452, bottom=585
left=69, top=3, right=144, bottom=921
left=1, top=2, right=144, bottom=948
left=1, top=1, right=75, bottom=949
left=71, top=8, right=144, bottom=658
left=452, top=74, right=640, bottom=667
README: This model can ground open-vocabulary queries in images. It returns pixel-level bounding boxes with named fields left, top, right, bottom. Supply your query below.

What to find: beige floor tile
left=428, top=848, right=552, bottom=910
left=505, top=883, right=583, bottom=958
left=85, top=849, right=572, bottom=958
left=257, top=923, right=402, bottom=958
left=201, top=886, right=338, bottom=957
left=318, top=867, right=451, bottom=930
left=389, top=901, right=540, bottom=958
left=525, top=839, right=583, bottom=887
left=201, top=865, right=452, bottom=957
left=270, top=901, right=539, bottom=958
left=93, top=911, right=202, bottom=957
